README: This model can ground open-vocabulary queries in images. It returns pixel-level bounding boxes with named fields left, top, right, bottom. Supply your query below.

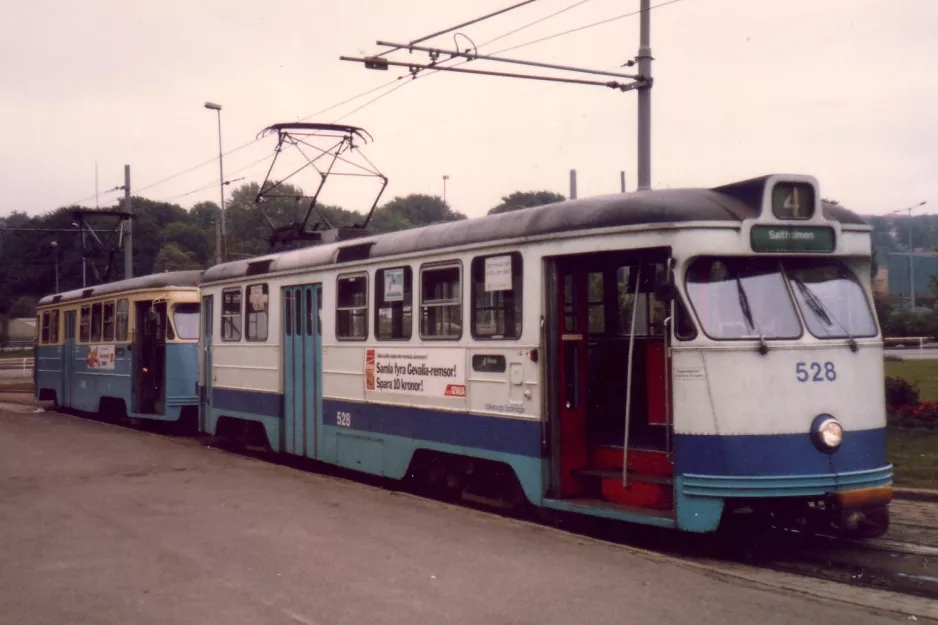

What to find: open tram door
left=133, top=299, right=168, bottom=415
left=546, top=248, right=675, bottom=515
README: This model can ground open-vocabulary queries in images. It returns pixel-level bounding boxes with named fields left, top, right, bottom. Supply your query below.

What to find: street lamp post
left=892, top=201, right=927, bottom=308
left=442, top=175, right=449, bottom=205
left=50, top=241, right=59, bottom=293
left=204, top=101, right=226, bottom=264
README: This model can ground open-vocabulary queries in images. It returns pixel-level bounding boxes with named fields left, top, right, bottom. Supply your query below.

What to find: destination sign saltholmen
left=750, top=225, right=835, bottom=253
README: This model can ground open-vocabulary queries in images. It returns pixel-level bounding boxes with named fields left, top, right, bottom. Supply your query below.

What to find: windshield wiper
left=791, top=275, right=858, bottom=352
left=734, top=274, right=768, bottom=354
left=792, top=278, right=831, bottom=325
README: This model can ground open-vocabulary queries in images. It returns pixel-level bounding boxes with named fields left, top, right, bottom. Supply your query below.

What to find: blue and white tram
left=35, top=271, right=203, bottom=423
left=198, top=174, right=892, bottom=537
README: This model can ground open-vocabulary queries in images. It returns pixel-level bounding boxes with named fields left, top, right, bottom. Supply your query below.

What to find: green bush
left=886, top=376, right=920, bottom=408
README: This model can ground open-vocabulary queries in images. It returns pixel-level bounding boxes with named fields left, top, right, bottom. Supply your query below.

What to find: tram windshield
left=172, top=303, right=201, bottom=340
left=686, top=258, right=802, bottom=339
left=784, top=261, right=877, bottom=338
left=685, top=258, right=876, bottom=340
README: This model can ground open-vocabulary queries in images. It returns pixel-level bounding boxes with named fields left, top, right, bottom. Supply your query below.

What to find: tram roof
left=201, top=184, right=867, bottom=284
left=37, top=270, right=203, bottom=306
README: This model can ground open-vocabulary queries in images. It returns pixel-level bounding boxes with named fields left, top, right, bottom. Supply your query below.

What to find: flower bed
left=887, top=401, right=938, bottom=429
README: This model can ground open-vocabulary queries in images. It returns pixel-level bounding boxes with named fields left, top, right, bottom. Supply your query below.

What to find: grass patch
left=884, top=359, right=938, bottom=403
left=887, top=427, right=938, bottom=487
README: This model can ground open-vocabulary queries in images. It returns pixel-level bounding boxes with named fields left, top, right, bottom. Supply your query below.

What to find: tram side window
left=49, top=310, right=59, bottom=344
left=221, top=288, right=242, bottom=341
left=79, top=306, right=91, bottom=343
left=173, top=304, right=200, bottom=340
left=587, top=271, right=605, bottom=334
left=420, top=264, right=461, bottom=339
left=90, top=303, right=103, bottom=342
left=103, top=302, right=115, bottom=341
left=375, top=266, right=413, bottom=340
left=471, top=253, right=522, bottom=340
left=41, top=312, right=51, bottom=344
left=116, top=299, right=129, bottom=341
left=336, top=274, right=368, bottom=340
left=246, top=284, right=269, bottom=341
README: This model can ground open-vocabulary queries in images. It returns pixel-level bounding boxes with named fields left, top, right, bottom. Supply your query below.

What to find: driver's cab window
left=616, top=264, right=667, bottom=337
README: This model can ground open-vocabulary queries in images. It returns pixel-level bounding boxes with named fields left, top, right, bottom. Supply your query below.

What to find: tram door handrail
left=622, top=266, right=642, bottom=487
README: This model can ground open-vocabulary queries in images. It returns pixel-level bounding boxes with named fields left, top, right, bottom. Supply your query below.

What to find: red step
left=601, top=475, right=673, bottom=510
left=589, top=445, right=673, bottom=477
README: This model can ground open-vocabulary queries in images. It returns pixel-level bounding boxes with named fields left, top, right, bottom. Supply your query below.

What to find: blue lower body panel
left=206, top=389, right=892, bottom=534
left=673, top=429, right=887, bottom=476
left=209, top=389, right=547, bottom=504
left=36, top=343, right=197, bottom=422
left=671, top=429, right=892, bottom=532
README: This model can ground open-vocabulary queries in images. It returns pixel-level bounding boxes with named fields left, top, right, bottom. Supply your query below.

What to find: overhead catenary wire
left=336, top=1, right=592, bottom=120
left=157, top=153, right=273, bottom=203
left=477, top=0, right=597, bottom=49
left=375, top=0, right=541, bottom=59
left=333, top=0, right=686, bottom=129
left=41, top=185, right=124, bottom=212
left=61, top=0, right=662, bottom=212
left=494, top=0, right=686, bottom=55
left=155, top=0, right=617, bottom=202
left=118, top=1, right=568, bottom=201
left=135, top=80, right=404, bottom=198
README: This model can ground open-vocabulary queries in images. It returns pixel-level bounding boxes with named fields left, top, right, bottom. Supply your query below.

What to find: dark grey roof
left=38, top=270, right=203, bottom=306
left=201, top=183, right=868, bottom=285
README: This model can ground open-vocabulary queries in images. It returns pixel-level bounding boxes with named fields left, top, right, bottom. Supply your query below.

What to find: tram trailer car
left=197, top=173, right=890, bottom=537
left=35, top=271, right=203, bottom=423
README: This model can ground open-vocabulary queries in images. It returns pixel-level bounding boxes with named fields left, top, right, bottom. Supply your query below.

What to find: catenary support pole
left=123, top=165, right=132, bottom=279
left=636, top=0, right=652, bottom=191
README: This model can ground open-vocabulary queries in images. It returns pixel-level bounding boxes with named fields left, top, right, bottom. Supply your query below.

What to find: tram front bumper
left=680, top=465, right=894, bottom=499
left=827, top=485, right=893, bottom=509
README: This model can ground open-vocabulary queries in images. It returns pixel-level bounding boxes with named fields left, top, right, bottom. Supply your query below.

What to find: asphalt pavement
left=0, top=402, right=924, bottom=625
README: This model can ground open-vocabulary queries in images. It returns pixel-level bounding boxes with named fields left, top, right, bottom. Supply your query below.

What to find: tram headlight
left=811, top=414, right=843, bottom=453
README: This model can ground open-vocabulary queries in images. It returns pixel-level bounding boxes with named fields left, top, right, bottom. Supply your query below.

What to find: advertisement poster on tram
left=86, top=345, right=116, bottom=370
left=365, top=348, right=466, bottom=398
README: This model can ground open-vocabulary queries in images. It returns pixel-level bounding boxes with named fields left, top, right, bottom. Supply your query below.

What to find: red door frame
left=555, top=258, right=589, bottom=496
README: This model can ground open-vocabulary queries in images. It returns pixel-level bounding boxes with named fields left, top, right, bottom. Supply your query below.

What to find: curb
left=893, top=487, right=938, bottom=503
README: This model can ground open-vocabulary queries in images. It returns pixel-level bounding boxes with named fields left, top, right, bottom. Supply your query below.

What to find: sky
left=2, top=0, right=936, bottom=222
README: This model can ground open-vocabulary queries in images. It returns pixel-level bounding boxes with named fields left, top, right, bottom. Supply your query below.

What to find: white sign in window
left=249, top=285, right=268, bottom=311
left=384, top=268, right=405, bottom=302
left=484, top=255, right=512, bottom=292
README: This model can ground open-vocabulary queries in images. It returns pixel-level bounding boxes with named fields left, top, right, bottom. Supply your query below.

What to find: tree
left=125, top=197, right=193, bottom=278
left=162, top=222, right=213, bottom=267
left=369, top=194, right=466, bottom=233
left=226, top=181, right=311, bottom=258
left=873, top=292, right=894, bottom=328
left=154, top=243, right=200, bottom=273
left=488, top=191, right=565, bottom=216
left=8, top=296, right=37, bottom=318
left=318, top=204, right=364, bottom=228
left=190, top=201, right=219, bottom=234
